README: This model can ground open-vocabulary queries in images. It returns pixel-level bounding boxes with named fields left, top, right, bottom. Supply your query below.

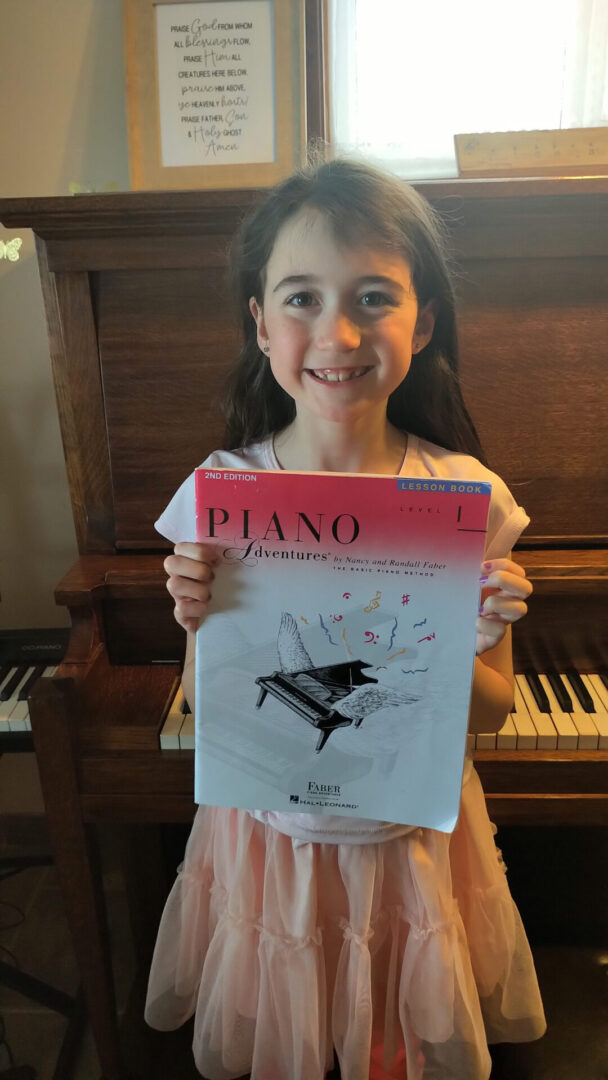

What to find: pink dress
left=144, top=768, right=545, bottom=1079
left=144, top=438, right=546, bottom=1079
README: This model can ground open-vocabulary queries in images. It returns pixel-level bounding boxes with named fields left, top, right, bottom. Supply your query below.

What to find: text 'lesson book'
left=195, top=468, right=491, bottom=832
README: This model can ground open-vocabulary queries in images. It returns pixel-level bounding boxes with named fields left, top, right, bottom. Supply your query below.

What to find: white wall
left=0, top=0, right=130, bottom=628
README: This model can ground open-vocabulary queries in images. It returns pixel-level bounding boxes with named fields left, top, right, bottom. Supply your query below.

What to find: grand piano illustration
left=255, top=612, right=417, bottom=752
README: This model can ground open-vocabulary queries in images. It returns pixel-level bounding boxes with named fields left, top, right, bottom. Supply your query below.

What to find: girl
left=144, top=159, right=546, bottom=1080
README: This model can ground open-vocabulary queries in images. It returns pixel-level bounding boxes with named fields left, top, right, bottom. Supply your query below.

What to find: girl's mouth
left=306, top=366, right=372, bottom=383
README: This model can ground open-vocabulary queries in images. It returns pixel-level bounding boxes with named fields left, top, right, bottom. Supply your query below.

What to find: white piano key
left=178, top=711, right=195, bottom=750
left=537, top=675, right=579, bottom=749
left=561, top=674, right=599, bottom=749
left=515, top=675, right=558, bottom=750
left=160, top=685, right=186, bottom=749
left=581, top=675, right=608, bottom=749
left=511, top=682, right=537, bottom=749
left=476, top=730, right=497, bottom=750
left=8, top=699, right=30, bottom=731
left=588, top=674, right=608, bottom=712
left=496, top=712, right=517, bottom=749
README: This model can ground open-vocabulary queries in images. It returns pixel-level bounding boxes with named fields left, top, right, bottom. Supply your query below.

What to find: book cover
left=195, top=468, right=491, bottom=832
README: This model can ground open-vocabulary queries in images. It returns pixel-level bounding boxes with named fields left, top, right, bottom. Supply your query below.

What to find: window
left=329, top=0, right=608, bottom=178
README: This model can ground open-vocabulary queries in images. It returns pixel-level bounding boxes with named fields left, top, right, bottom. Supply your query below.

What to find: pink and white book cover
left=195, top=468, right=491, bottom=831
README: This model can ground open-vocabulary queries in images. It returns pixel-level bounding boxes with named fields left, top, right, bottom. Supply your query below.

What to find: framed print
left=124, top=0, right=306, bottom=189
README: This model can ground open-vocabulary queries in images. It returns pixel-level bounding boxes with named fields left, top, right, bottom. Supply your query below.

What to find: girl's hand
left=164, top=542, right=220, bottom=633
left=476, top=557, right=532, bottom=656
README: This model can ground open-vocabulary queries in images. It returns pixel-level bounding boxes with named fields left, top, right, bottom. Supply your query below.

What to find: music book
left=194, top=467, right=491, bottom=832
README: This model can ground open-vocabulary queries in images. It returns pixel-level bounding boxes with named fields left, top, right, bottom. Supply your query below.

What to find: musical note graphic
left=417, top=632, right=436, bottom=644
left=364, top=590, right=382, bottom=613
left=364, top=631, right=380, bottom=644
left=401, top=594, right=411, bottom=605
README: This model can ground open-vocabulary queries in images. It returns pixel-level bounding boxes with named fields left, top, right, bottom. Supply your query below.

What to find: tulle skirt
left=145, top=767, right=546, bottom=1079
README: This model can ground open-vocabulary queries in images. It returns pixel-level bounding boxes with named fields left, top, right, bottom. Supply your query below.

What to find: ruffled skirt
left=145, top=767, right=545, bottom=1079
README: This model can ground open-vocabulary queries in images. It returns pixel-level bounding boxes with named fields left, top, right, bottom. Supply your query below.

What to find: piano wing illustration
left=255, top=611, right=420, bottom=752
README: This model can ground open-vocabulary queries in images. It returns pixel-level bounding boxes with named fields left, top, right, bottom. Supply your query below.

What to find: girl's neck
left=273, top=414, right=407, bottom=475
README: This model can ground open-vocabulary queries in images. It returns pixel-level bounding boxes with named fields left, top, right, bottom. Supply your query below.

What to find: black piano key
left=0, top=665, right=28, bottom=701
left=565, top=669, right=595, bottom=713
left=18, top=665, right=46, bottom=700
left=524, top=669, right=551, bottom=713
left=0, top=663, right=13, bottom=688
left=546, top=670, right=573, bottom=712
left=600, top=672, right=608, bottom=693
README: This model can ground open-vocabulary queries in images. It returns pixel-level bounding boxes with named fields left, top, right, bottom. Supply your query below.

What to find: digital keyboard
left=160, top=669, right=608, bottom=756
left=0, top=629, right=69, bottom=751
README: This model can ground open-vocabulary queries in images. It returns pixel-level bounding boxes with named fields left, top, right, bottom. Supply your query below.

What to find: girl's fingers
left=480, top=559, right=532, bottom=598
left=479, top=596, right=528, bottom=622
left=164, top=554, right=216, bottom=582
left=167, top=574, right=212, bottom=604
left=165, top=543, right=220, bottom=633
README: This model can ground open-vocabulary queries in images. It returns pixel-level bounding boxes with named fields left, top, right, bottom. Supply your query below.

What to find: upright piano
left=1, top=177, right=606, bottom=1079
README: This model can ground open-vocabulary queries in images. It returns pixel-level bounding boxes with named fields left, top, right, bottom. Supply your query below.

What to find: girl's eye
left=285, top=291, right=316, bottom=308
left=359, top=291, right=395, bottom=308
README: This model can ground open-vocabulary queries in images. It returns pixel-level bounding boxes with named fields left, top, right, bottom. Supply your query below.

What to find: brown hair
left=222, top=157, right=486, bottom=464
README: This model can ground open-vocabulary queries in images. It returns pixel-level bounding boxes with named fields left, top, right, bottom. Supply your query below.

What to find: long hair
left=222, top=157, right=486, bottom=464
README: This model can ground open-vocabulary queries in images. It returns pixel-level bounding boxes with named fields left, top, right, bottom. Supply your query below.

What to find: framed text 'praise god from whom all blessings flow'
left=124, top=0, right=306, bottom=190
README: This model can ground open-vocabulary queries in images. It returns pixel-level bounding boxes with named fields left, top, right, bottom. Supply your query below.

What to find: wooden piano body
left=1, top=178, right=607, bottom=1078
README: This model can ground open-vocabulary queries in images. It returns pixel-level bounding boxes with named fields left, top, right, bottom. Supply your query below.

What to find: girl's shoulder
left=154, top=439, right=276, bottom=543
left=407, top=435, right=529, bottom=559
left=407, top=434, right=503, bottom=487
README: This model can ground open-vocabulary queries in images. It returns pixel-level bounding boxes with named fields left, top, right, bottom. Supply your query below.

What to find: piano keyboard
left=0, top=628, right=69, bottom=749
left=160, top=671, right=608, bottom=754
left=0, top=664, right=59, bottom=734
left=468, top=672, right=608, bottom=752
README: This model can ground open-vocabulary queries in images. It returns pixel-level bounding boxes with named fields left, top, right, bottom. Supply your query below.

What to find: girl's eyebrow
left=272, top=274, right=406, bottom=294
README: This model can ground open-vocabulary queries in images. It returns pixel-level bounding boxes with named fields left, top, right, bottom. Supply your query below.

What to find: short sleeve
left=154, top=452, right=222, bottom=543
left=483, top=476, right=530, bottom=559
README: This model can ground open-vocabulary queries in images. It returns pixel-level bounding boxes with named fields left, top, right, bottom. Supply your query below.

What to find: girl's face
left=249, top=208, right=435, bottom=428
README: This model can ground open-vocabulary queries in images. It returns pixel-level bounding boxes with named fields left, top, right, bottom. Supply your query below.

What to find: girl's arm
left=468, top=556, right=532, bottom=735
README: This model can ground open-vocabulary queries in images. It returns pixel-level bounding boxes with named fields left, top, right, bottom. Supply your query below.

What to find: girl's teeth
left=312, top=367, right=368, bottom=382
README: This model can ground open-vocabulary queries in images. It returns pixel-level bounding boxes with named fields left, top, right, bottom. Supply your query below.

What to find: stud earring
left=262, top=344, right=270, bottom=355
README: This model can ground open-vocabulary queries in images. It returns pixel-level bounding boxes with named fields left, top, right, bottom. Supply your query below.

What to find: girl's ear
left=413, top=299, right=437, bottom=352
left=249, top=297, right=269, bottom=353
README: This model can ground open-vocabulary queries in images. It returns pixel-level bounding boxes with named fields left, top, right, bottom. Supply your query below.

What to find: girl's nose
left=315, top=310, right=361, bottom=352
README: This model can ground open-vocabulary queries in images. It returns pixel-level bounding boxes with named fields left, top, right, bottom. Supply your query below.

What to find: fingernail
left=482, top=561, right=492, bottom=570
left=479, top=575, right=488, bottom=585
left=478, top=603, right=485, bottom=614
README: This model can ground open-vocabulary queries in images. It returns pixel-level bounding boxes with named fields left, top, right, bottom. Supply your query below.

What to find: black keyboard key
left=546, top=670, right=573, bottom=712
left=524, top=669, right=551, bottom=713
left=565, top=670, right=595, bottom=713
left=0, top=665, right=28, bottom=701
left=18, top=665, right=46, bottom=700
left=600, top=672, right=608, bottom=693
left=0, top=663, right=13, bottom=689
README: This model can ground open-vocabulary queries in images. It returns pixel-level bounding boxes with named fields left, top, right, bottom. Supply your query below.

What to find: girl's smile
left=249, top=208, right=435, bottom=429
